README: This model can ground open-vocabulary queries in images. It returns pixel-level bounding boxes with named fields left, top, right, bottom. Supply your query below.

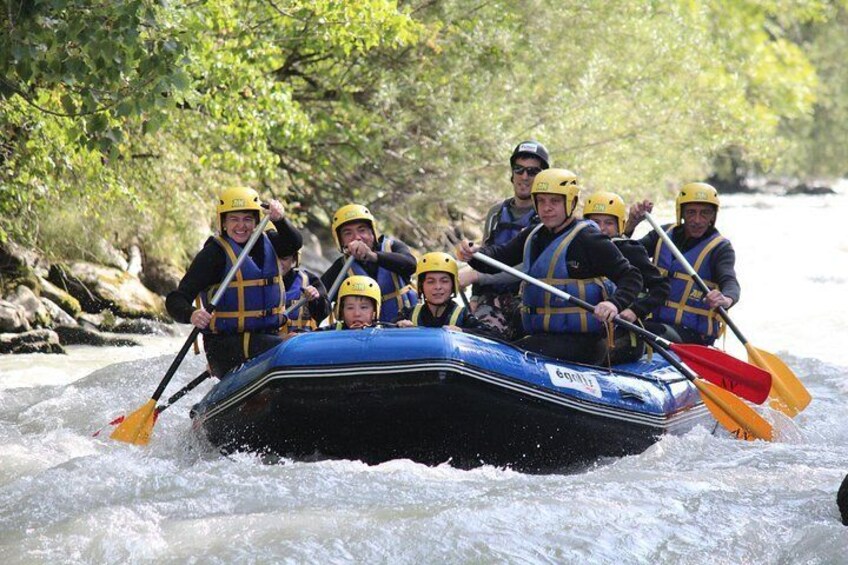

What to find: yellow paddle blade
left=109, top=399, right=157, bottom=445
left=695, top=379, right=773, bottom=442
left=746, top=343, right=811, bottom=417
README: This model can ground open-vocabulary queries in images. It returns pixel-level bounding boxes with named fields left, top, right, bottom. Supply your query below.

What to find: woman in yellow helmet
left=456, top=169, right=643, bottom=364
left=320, top=204, right=418, bottom=324
left=584, top=190, right=670, bottom=364
left=625, top=182, right=739, bottom=346
left=166, top=187, right=302, bottom=377
left=395, top=252, right=500, bottom=336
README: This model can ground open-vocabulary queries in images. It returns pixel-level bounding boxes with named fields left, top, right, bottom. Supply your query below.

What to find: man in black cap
left=459, top=140, right=549, bottom=339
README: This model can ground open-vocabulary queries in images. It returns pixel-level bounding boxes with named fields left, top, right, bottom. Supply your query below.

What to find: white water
left=1, top=189, right=847, bottom=563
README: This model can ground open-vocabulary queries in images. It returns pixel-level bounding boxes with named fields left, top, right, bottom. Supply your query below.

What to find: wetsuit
left=166, top=218, right=302, bottom=377
left=320, top=235, right=417, bottom=323
left=638, top=224, right=740, bottom=345
left=396, top=301, right=503, bottom=339
left=469, top=219, right=642, bottom=364
left=605, top=237, right=671, bottom=364
left=280, top=268, right=330, bottom=334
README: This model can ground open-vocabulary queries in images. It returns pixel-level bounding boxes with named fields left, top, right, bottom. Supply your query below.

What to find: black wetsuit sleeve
left=319, top=256, right=346, bottom=294
left=617, top=239, right=670, bottom=318
left=711, top=240, right=741, bottom=306
left=376, top=238, right=417, bottom=278
left=637, top=231, right=660, bottom=256
left=270, top=217, right=303, bottom=257
left=306, top=270, right=331, bottom=322
left=568, top=229, right=643, bottom=312
left=165, top=242, right=227, bottom=323
left=394, top=306, right=414, bottom=323
left=468, top=226, right=532, bottom=273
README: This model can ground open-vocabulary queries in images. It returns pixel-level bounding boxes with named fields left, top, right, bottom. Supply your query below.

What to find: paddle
left=469, top=251, right=773, bottom=441
left=109, top=214, right=274, bottom=445
left=327, top=254, right=358, bottom=303
left=643, top=212, right=811, bottom=417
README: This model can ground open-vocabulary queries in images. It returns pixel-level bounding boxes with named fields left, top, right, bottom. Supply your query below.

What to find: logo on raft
left=544, top=363, right=602, bottom=398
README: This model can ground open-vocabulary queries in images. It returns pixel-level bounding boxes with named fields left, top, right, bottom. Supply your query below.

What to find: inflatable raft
left=190, top=327, right=712, bottom=472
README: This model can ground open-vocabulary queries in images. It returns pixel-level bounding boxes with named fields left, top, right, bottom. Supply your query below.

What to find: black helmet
left=510, top=140, right=550, bottom=170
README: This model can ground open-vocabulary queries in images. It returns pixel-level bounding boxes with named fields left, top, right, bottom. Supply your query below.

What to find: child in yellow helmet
left=166, top=187, right=303, bottom=377
left=327, top=275, right=382, bottom=330
left=396, top=252, right=500, bottom=337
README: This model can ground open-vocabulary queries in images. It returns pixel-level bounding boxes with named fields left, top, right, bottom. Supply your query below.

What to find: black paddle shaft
left=156, top=370, right=212, bottom=415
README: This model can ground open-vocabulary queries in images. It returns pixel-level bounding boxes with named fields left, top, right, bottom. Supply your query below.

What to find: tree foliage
left=0, top=0, right=841, bottom=264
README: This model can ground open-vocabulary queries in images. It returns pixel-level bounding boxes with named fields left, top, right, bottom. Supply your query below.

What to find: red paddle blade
left=669, top=343, right=772, bottom=404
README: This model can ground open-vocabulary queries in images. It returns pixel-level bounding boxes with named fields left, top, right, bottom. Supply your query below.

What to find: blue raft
left=190, top=328, right=712, bottom=472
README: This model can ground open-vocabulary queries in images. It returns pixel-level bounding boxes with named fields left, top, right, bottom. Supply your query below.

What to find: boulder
left=38, top=276, right=82, bottom=317
left=40, top=297, right=78, bottom=327
left=111, top=317, right=180, bottom=336
left=8, top=285, right=50, bottom=327
left=141, top=257, right=184, bottom=296
left=49, top=262, right=167, bottom=319
left=54, top=325, right=140, bottom=347
left=0, top=299, right=31, bottom=332
left=0, top=329, right=65, bottom=354
left=0, top=239, right=49, bottom=279
left=77, top=311, right=107, bottom=332
left=785, top=182, right=837, bottom=196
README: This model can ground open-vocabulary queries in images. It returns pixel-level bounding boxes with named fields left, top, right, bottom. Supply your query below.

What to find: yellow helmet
left=331, top=204, right=380, bottom=252
left=216, top=186, right=262, bottom=233
left=585, top=191, right=626, bottom=235
left=416, top=252, right=459, bottom=297
left=531, top=169, right=581, bottom=217
left=676, top=182, right=720, bottom=225
left=334, top=275, right=381, bottom=320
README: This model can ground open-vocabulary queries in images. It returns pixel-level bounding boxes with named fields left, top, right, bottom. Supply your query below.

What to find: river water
left=1, top=188, right=847, bottom=563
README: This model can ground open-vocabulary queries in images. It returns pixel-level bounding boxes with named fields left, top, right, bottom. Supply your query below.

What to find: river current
left=1, top=188, right=847, bottom=563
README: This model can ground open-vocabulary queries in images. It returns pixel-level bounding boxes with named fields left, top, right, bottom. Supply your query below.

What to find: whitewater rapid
left=1, top=188, right=846, bottom=563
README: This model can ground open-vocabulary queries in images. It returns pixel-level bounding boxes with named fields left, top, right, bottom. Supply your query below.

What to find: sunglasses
left=512, top=166, right=542, bottom=177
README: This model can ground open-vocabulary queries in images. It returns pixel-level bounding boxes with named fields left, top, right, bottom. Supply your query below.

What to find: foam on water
left=1, top=190, right=847, bottom=563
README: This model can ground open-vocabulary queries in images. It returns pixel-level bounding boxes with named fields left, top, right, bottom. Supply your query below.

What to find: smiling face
left=534, top=193, right=568, bottom=230
left=421, top=272, right=454, bottom=306
left=586, top=214, right=620, bottom=237
left=338, top=220, right=376, bottom=251
left=681, top=203, right=717, bottom=239
left=511, top=156, right=544, bottom=202
left=342, top=295, right=376, bottom=329
left=223, top=211, right=258, bottom=245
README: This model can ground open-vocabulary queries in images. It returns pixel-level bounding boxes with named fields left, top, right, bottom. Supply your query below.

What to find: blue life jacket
left=348, top=236, right=417, bottom=323
left=482, top=200, right=539, bottom=294
left=651, top=226, right=727, bottom=341
left=409, top=302, right=466, bottom=328
left=201, top=234, right=284, bottom=335
left=280, top=270, right=317, bottom=334
left=521, top=221, right=616, bottom=334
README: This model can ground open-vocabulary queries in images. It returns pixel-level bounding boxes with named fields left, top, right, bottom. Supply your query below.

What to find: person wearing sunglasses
left=458, top=140, right=550, bottom=340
